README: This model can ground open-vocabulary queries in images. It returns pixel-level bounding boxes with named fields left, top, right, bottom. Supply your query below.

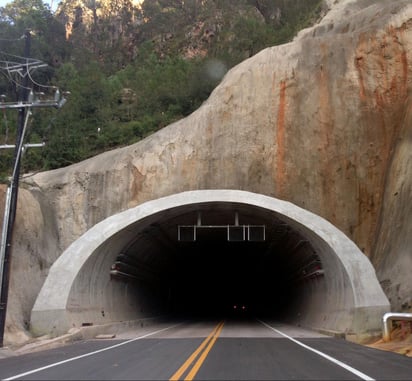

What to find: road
left=0, top=319, right=411, bottom=380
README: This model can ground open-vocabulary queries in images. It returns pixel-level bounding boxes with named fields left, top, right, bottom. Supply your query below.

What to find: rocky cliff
left=1, top=0, right=411, bottom=344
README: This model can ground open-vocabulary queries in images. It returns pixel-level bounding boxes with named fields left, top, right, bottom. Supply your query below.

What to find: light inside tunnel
left=108, top=204, right=324, bottom=321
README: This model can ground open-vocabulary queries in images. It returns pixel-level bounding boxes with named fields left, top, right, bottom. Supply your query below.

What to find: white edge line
left=258, top=319, right=375, bottom=381
left=3, top=323, right=182, bottom=381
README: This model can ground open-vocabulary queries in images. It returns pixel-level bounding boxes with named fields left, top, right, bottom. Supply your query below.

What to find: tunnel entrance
left=30, top=190, right=389, bottom=338
left=109, top=206, right=323, bottom=321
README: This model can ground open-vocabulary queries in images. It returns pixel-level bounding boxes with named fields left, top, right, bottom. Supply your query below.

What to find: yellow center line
left=184, top=321, right=225, bottom=381
left=169, top=321, right=224, bottom=381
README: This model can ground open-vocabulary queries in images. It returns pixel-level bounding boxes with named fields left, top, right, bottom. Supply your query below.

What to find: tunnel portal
left=30, top=190, right=389, bottom=339
left=110, top=206, right=322, bottom=320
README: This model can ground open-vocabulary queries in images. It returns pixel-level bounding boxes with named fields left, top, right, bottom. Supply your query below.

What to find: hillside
left=0, top=0, right=324, bottom=179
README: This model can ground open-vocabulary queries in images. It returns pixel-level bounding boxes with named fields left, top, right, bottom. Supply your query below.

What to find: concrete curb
left=10, top=317, right=165, bottom=356
left=0, top=347, right=16, bottom=359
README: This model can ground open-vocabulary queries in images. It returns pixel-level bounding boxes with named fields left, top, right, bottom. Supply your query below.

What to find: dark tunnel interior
left=109, top=203, right=324, bottom=321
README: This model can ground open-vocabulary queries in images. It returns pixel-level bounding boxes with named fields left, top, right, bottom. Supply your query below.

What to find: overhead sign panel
left=178, top=225, right=265, bottom=242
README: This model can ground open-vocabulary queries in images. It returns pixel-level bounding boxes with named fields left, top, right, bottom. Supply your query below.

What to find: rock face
left=1, top=0, right=412, bottom=343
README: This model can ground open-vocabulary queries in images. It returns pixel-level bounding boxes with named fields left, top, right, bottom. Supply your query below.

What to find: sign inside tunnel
left=248, top=225, right=265, bottom=241
left=228, top=226, right=245, bottom=241
left=178, top=225, right=265, bottom=242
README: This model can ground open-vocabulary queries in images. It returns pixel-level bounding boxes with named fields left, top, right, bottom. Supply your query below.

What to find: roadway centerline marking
left=258, top=319, right=375, bottom=381
left=170, top=321, right=224, bottom=381
left=3, top=323, right=182, bottom=381
left=184, top=321, right=224, bottom=381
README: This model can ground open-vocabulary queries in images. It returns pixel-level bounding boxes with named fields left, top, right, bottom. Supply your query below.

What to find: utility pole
left=0, top=29, right=31, bottom=348
left=0, top=30, right=68, bottom=347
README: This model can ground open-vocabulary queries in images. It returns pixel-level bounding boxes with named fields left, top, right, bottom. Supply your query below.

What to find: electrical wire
left=0, top=59, right=23, bottom=71
left=27, top=68, right=56, bottom=91
left=0, top=49, right=54, bottom=93
left=0, top=42, right=66, bottom=151
left=0, top=48, right=43, bottom=65
left=0, top=66, right=40, bottom=92
left=0, top=69, right=32, bottom=91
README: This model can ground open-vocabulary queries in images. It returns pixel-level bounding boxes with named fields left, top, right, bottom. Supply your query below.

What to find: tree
left=0, top=0, right=68, bottom=67
left=0, top=0, right=324, bottom=173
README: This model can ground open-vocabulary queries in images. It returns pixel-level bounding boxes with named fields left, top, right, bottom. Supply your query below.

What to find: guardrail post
left=382, top=312, right=412, bottom=342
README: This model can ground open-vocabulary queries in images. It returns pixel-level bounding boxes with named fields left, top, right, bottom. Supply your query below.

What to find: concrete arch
left=30, top=190, right=389, bottom=338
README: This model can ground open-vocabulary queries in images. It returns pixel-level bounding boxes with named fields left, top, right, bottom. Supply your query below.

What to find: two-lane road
left=1, top=319, right=411, bottom=380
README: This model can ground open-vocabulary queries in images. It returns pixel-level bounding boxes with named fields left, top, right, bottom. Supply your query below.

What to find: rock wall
left=1, top=0, right=412, bottom=344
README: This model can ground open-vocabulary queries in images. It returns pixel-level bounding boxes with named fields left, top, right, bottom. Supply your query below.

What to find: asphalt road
left=1, top=319, right=411, bottom=380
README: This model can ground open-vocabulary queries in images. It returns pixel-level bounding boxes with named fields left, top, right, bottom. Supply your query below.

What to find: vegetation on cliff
left=0, top=0, right=324, bottom=179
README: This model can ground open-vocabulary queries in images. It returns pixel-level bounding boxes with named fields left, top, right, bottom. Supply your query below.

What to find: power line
left=26, top=67, right=56, bottom=90
left=0, top=50, right=44, bottom=66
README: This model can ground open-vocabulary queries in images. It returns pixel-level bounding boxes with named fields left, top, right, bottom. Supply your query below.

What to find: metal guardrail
left=382, top=312, right=412, bottom=341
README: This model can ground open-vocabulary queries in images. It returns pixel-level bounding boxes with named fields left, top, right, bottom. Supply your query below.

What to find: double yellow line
left=170, top=321, right=225, bottom=381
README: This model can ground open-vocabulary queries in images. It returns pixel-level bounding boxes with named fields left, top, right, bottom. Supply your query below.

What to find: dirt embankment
left=367, top=327, right=412, bottom=358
